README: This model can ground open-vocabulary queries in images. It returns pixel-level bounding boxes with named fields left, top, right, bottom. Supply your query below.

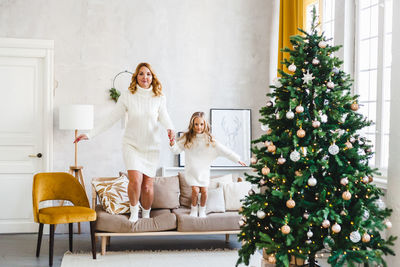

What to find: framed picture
left=177, top=132, right=185, bottom=167
left=210, top=109, right=251, bottom=167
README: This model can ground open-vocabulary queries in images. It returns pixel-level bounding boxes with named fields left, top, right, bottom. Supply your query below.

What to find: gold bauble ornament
left=266, top=129, right=273, bottom=135
left=264, top=140, right=270, bottom=147
left=297, top=128, right=306, bottom=138
left=345, top=141, right=353, bottom=149
left=267, top=255, right=276, bottom=264
left=312, top=120, right=321, bottom=128
left=295, top=170, right=302, bottom=177
left=286, top=199, right=296, bottom=208
left=322, top=219, right=331, bottom=228
left=342, top=191, right=352, bottom=200
left=295, top=105, right=304, bottom=113
left=351, top=102, right=359, bottom=111
left=362, top=176, right=370, bottom=184
left=267, top=144, right=276, bottom=153
left=281, top=224, right=291, bottom=234
left=277, top=156, right=286, bottom=165
left=331, top=223, right=341, bottom=233
left=250, top=157, right=257, bottom=164
left=362, top=233, right=371, bottom=243
left=369, top=176, right=374, bottom=183
left=262, top=166, right=270, bottom=175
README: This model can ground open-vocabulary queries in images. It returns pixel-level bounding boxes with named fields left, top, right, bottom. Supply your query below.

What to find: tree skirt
left=61, top=249, right=262, bottom=267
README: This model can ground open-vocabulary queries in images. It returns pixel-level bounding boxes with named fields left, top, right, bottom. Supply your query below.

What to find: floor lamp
left=59, top=104, right=93, bottom=233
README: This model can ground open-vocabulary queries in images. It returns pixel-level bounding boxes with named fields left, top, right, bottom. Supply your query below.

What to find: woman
left=74, top=63, right=175, bottom=223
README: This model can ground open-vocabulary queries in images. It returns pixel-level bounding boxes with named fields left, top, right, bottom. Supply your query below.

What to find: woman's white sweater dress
left=88, top=85, right=174, bottom=177
left=170, top=133, right=240, bottom=186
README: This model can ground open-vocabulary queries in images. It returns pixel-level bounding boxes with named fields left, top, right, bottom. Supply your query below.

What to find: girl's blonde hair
left=128, top=62, right=162, bottom=96
left=180, top=112, right=215, bottom=149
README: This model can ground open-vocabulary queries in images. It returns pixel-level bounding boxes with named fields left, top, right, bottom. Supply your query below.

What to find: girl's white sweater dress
left=88, top=85, right=174, bottom=177
left=170, top=133, right=240, bottom=186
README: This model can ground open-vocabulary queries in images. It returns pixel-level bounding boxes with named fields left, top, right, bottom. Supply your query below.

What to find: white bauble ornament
left=321, top=114, right=328, bottom=123
left=248, top=189, right=255, bottom=195
left=256, top=210, right=266, bottom=219
left=239, top=217, right=246, bottom=226
left=303, top=212, right=310, bottom=219
left=273, top=77, right=282, bottom=88
left=385, top=220, right=393, bottom=229
left=312, top=58, right=320, bottom=65
left=328, top=144, right=339, bottom=155
left=332, top=223, right=341, bottom=233
left=332, top=67, right=340, bottom=74
left=327, top=81, right=335, bottom=89
left=286, top=110, right=295, bottom=119
left=322, top=219, right=331, bottom=228
left=286, top=199, right=296, bottom=208
left=281, top=224, right=291, bottom=234
left=288, top=63, right=297, bottom=72
left=307, top=230, right=314, bottom=238
left=375, top=199, right=386, bottom=210
left=306, top=239, right=312, bottom=244
left=290, top=151, right=301, bottom=162
left=350, top=231, right=361, bottom=243
left=275, top=113, right=281, bottom=120
left=340, top=209, right=347, bottom=216
left=277, top=156, right=286, bottom=165
left=250, top=157, right=257, bottom=164
left=362, top=233, right=371, bottom=243
left=362, top=176, right=369, bottom=184
left=264, top=140, right=270, bottom=147
left=296, top=105, right=304, bottom=113
left=297, top=128, right=306, bottom=138
left=266, top=101, right=274, bottom=107
left=259, top=179, right=266, bottom=185
left=340, top=177, right=349, bottom=186
left=262, top=166, right=270, bottom=175
left=342, top=191, right=352, bottom=200
left=308, top=176, right=317, bottom=187
left=319, top=40, right=327, bottom=48
left=362, top=210, right=370, bottom=220
left=261, top=124, right=269, bottom=131
left=350, top=136, right=356, bottom=143
left=312, top=120, right=321, bottom=128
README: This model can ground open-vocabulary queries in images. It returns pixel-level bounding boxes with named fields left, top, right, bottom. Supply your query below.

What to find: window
left=320, top=0, right=335, bottom=43
left=355, top=0, right=392, bottom=174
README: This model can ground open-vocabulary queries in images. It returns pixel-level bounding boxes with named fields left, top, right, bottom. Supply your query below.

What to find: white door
left=0, top=38, right=54, bottom=233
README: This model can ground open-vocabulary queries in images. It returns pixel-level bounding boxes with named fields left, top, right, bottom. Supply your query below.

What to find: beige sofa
left=91, top=173, right=246, bottom=255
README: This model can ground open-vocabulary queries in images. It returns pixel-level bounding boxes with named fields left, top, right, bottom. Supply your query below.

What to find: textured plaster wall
left=0, top=0, right=278, bottom=232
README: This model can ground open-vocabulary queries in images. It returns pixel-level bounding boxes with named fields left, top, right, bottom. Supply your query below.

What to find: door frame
left=0, top=37, right=54, bottom=172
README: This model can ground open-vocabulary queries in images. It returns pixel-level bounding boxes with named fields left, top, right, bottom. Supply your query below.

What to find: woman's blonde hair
left=180, top=112, right=215, bottom=149
left=128, top=62, right=162, bottom=96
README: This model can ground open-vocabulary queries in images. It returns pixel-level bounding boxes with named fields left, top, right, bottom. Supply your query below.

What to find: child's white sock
left=199, top=205, right=207, bottom=218
left=190, top=205, right=198, bottom=217
left=142, top=207, right=151, bottom=219
left=129, top=203, right=140, bottom=223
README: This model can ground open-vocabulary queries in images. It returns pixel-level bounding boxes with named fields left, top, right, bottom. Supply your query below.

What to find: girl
left=170, top=112, right=246, bottom=217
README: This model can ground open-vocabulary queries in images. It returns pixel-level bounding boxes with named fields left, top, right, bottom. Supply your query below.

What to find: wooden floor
left=0, top=233, right=242, bottom=267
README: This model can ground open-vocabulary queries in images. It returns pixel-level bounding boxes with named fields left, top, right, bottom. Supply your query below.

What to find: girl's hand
left=238, top=161, right=246, bottom=166
left=167, top=129, right=176, bottom=141
left=74, top=134, right=88, bottom=143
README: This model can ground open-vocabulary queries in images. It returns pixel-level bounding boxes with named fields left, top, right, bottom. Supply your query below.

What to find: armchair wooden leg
left=49, top=224, right=55, bottom=266
left=69, top=223, right=73, bottom=252
left=90, top=221, right=96, bottom=259
left=36, top=223, right=44, bottom=257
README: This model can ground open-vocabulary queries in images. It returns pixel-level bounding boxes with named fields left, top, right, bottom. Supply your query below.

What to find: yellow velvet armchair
left=32, top=172, right=97, bottom=266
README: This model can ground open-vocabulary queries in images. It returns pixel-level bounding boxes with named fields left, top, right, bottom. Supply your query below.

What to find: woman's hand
left=74, top=134, right=88, bottom=143
left=167, top=129, right=176, bottom=142
left=238, top=161, right=247, bottom=166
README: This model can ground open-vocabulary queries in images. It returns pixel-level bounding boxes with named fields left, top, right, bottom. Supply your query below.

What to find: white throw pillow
left=222, top=181, right=252, bottom=211
left=209, top=174, right=234, bottom=189
left=205, top=187, right=226, bottom=214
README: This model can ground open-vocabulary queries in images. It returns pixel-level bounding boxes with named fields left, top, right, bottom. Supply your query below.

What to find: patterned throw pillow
left=92, top=175, right=130, bottom=215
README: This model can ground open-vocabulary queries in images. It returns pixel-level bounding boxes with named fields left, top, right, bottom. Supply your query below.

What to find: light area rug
left=61, top=249, right=262, bottom=267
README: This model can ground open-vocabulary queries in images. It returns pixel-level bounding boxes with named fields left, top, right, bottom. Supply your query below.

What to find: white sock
left=199, top=205, right=207, bottom=218
left=190, top=205, right=198, bottom=217
left=129, top=203, right=140, bottom=223
left=142, top=207, right=151, bottom=219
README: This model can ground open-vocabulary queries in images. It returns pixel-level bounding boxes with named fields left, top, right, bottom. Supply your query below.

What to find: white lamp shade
left=59, top=105, right=94, bottom=130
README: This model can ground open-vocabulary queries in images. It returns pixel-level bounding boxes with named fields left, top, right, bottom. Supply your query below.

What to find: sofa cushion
left=206, top=187, right=225, bottom=214
left=152, top=176, right=180, bottom=209
left=172, top=207, right=241, bottom=232
left=208, top=174, right=233, bottom=189
left=92, top=175, right=130, bottom=215
left=95, top=205, right=177, bottom=233
left=223, top=181, right=252, bottom=211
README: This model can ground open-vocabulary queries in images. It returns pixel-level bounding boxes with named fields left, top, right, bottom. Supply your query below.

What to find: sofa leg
left=101, top=236, right=107, bottom=255
left=106, top=236, right=111, bottom=249
left=225, top=234, right=230, bottom=243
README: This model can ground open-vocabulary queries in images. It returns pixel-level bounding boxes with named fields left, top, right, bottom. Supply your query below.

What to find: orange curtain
left=278, top=0, right=306, bottom=74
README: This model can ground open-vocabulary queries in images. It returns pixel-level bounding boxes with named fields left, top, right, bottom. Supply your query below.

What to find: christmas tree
left=237, top=9, right=396, bottom=267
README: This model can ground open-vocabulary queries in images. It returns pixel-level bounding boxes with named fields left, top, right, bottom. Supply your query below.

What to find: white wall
left=0, top=0, right=277, bottom=231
